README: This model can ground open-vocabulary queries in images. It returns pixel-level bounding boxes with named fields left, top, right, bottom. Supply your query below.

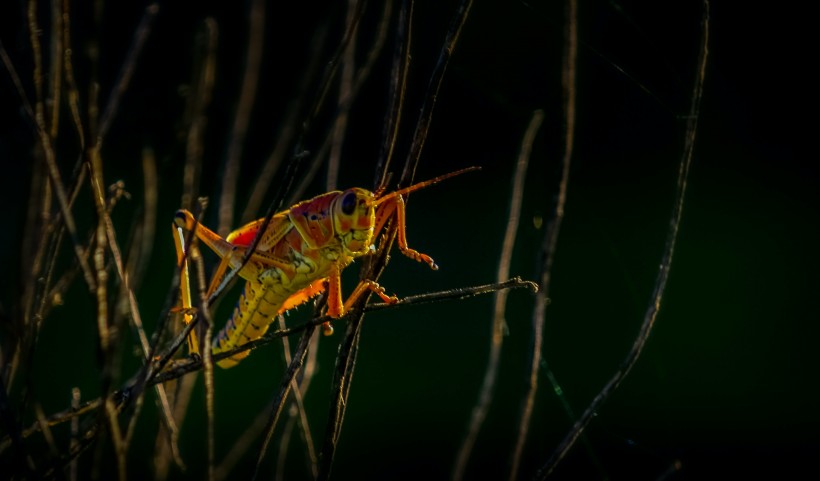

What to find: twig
left=34, top=403, right=60, bottom=463
left=187, top=226, right=218, bottom=481
left=510, top=3, right=578, bottom=479
left=154, top=22, right=218, bottom=478
left=62, top=0, right=86, bottom=150
left=375, top=0, right=411, bottom=190
left=0, top=276, right=536, bottom=458
left=214, top=407, right=267, bottom=481
left=133, top=148, right=158, bottom=287
left=95, top=3, right=159, bottom=150
left=27, top=0, right=45, bottom=128
left=48, top=0, right=63, bottom=137
left=217, top=0, right=265, bottom=237
left=89, top=167, right=182, bottom=474
left=150, top=278, right=536, bottom=388
left=275, top=315, right=319, bottom=479
left=533, top=2, right=709, bottom=478
left=240, top=19, right=324, bottom=223
left=251, top=325, right=317, bottom=481
left=0, top=366, right=36, bottom=476
left=327, top=0, right=358, bottom=191
left=400, top=0, right=473, bottom=186
left=70, top=388, right=81, bottom=481
left=453, top=110, right=543, bottom=481
left=0, top=398, right=102, bottom=455
left=2, top=36, right=97, bottom=295
left=316, top=300, right=368, bottom=481
left=86, top=148, right=129, bottom=481
left=316, top=223, right=405, bottom=480
left=182, top=18, right=217, bottom=211
left=304, top=0, right=368, bottom=138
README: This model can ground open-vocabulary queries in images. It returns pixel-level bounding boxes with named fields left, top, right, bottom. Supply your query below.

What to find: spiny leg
left=174, top=209, right=298, bottom=299
left=174, top=210, right=298, bottom=363
left=323, top=262, right=399, bottom=336
left=172, top=224, right=200, bottom=358
left=342, top=280, right=398, bottom=312
left=387, top=195, right=439, bottom=270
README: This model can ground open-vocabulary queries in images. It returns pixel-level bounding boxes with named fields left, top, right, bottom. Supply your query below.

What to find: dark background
left=1, top=0, right=817, bottom=479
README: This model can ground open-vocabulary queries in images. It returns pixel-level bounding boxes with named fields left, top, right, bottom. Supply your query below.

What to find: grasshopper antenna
left=373, top=166, right=480, bottom=206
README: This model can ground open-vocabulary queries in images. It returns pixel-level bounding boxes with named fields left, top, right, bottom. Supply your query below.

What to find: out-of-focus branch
left=533, top=2, right=709, bottom=478
left=453, top=110, right=543, bottom=481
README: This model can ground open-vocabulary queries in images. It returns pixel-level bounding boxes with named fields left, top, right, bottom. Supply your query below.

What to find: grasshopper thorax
left=332, top=188, right=376, bottom=256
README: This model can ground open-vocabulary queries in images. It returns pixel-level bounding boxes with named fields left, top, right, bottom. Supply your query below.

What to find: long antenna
left=372, top=166, right=480, bottom=206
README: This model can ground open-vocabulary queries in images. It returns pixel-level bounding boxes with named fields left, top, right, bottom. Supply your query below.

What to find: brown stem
left=453, top=110, right=543, bottom=481
left=250, top=325, right=317, bottom=481
left=534, top=2, right=709, bottom=477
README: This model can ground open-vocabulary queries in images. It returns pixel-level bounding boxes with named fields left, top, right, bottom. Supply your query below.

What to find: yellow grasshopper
left=173, top=168, right=476, bottom=368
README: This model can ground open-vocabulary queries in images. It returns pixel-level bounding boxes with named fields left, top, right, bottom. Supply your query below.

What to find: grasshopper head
left=332, top=188, right=376, bottom=256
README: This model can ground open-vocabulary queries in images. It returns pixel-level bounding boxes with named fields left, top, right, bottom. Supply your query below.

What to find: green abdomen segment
left=212, top=281, right=286, bottom=368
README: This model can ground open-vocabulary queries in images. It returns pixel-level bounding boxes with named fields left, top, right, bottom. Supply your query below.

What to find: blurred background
left=1, top=0, right=817, bottom=479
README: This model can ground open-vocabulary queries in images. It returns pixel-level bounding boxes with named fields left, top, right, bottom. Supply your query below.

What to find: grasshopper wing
left=226, top=212, right=294, bottom=250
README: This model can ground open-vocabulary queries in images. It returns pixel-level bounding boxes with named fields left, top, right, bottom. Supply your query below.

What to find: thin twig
left=375, top=0, right=411, bottom=190
left=1, top=277, right=536, bottom=457
left=275, top=315, right=319, bottom=479
left=0, top=366, right=36, bottom=476
left=150, top=278, right=536, bottom=387
left=34, top=403, right=61, bottom=462
left=316, top=303, right=367, bottom=481
left=213, top=407, right=267, bottom=481
left=315, top=225, right=398, bottom=481
left=27, top=0, right=45, bottom=129
left=2, top=37, right=97, bottom=294
left=287, top=138, right=332, bottom=206
left=93, top=173, right=182, bottom=470
left=70, top=388, right=81, bottom=481
left=533, top=2, right=709, bottom=477
left=304, top=0, right=368, bottom=139
left=190, top=228, right=217, bottom=481
left=0, top=398, right=102, bottom=455
left=182, top=18, right=217, bottom=211
left=48, top=0, right=63, bottom=137
left=86, top=149, right=129, bottom=481
left=217, top=0, right=265, bottom=237
left=251, top=325, right=317, bottom=481
left=510, top=3, right=578, bottom=479
left=154, top=22, right=218, bottom=479
left=326, top=0, right=358, bottom=191
left=95, top=3, right=159, bottom=150
left=62, top=0, right=86, bottom=150
left=240, top=19, right=325, bottom=223
left=453, top=110, right=543, bottom=481
left=400, top=0, right=473, bottom=186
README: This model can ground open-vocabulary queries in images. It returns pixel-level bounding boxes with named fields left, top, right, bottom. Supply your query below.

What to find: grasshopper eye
left=340, top=192, right=357, bottom=215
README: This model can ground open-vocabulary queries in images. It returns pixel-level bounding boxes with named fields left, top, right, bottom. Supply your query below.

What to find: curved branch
left=533, top=2, right=709, bottom=478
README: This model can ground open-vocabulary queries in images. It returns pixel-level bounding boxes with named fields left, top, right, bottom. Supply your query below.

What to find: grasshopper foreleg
left=378, top=195, right=439, bottom=271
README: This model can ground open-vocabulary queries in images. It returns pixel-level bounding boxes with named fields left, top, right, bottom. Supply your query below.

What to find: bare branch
left=454, top=109, right=543, bottom=481
left=533, top=2, right=709, bottom=477
left=149, top=278, right=536, bottom=386
left=510, top=2, right=578, bottom=479
left=400, top=0, right=473, bottom=186
left=217, top=0, right=265, bottom=237
left=251, top=325, right=317, bottom=481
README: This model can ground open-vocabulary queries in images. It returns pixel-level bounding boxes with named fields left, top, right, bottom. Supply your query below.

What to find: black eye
left=340, top=192, right=357, bottom=215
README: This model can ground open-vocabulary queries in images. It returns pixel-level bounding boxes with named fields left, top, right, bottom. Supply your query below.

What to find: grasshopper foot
left=322, top=322, right=334, bottom=336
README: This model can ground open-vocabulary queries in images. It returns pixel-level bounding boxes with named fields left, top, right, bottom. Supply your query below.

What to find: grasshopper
left=173, top=168, right=475, bottom=368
